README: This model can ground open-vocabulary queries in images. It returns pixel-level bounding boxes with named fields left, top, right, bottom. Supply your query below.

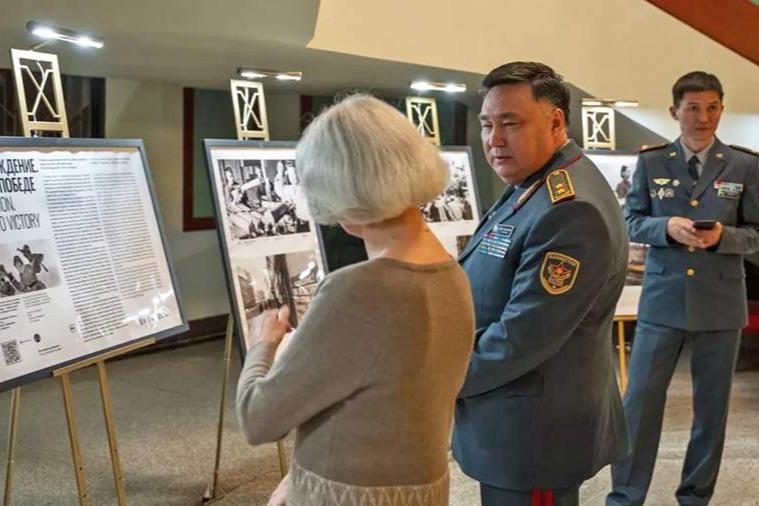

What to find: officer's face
left=480, top=83, right=563, bottom=184
left=670, top=90, right=723, bottom=147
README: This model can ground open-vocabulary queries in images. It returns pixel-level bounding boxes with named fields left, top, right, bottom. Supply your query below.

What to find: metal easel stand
left=54, top=338, right=155, bottom=506
left=2, top=389, right=21, bottom=506
left=202, top=316, right=288, bottom=503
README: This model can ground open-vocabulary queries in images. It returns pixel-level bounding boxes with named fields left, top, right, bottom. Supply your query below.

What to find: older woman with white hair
left=236, top=94, right=475, bottom=506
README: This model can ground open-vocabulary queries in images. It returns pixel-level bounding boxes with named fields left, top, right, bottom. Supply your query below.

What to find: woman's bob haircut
left=295, top=94, right=450, bottom=225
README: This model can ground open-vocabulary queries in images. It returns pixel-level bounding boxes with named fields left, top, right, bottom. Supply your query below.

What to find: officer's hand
left=667, top=217, right=701, bottom=247
left=694, top=221, right=723, bottom=249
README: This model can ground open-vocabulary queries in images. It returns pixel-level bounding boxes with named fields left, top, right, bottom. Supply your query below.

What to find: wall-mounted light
left=27, top=21, right=104, bottom=50
left=410, top=81, right=466, bottom=93
left=581, top=98, right=639, bottom=108
left=238, top=68, right=302, bottom=82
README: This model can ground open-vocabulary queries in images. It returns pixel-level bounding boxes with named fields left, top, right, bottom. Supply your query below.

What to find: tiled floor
left=0, top=339, right=756, bottom=505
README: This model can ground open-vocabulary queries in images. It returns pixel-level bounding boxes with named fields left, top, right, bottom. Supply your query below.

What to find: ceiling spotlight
left=275, top=72, right=302, bottom=81
left=612, top=100, right=639, bottom=108
left=239, top=70, right=267, bottom=79
left=410, top=81, right=466, bottom=93
left=27, top=21, right=104, bottom=49
left=238, top=68, right=302, bottom=82
left=582, top=98, right=639, bottom=108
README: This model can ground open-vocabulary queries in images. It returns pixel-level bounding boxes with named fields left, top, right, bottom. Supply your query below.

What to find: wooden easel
left=2, top=48, right=153, bottom=506
left=202, top=79, right=286, bottom=504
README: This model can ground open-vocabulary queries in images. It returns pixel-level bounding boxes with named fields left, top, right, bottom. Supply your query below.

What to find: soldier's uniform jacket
left=627, top=137, right=759, bottom=330
left=452, top=140, right=629, bottom=490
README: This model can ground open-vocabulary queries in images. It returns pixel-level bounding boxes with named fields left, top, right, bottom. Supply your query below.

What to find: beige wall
left=310, top=0, right=759, bottom=150
left=105, top=78, right=230, bottom=321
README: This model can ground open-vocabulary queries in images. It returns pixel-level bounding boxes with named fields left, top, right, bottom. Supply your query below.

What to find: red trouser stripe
left=543, top=489, right=555, bottom=506
left=531, top=489, right=542, bottom=506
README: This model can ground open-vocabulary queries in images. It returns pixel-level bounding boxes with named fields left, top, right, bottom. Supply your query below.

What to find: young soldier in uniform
left=453, top=61, right=629, bottom=506
left=608, top=72, right=759, bottom=506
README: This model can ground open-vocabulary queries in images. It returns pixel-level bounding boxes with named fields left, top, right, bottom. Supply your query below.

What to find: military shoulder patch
left=730, top=144, right=759, bottom=157
left=637, top=143, right=668, bottom=153
left=547, top=169, right=575, bottom=204
left=540, top=252, right=580, bottom=295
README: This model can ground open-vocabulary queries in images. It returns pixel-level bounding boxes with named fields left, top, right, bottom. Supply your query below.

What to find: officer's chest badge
left=714, top=180, right=743, bottom=199
left=540, top=251, right=580, bottom=295
left=477, top=224, right=515, bottom=259
left=653, top=178, right=671, bottom=186
left=654, top=187, right=675, bottom=200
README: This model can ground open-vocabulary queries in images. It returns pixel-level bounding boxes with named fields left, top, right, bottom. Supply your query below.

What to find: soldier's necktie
left=688, top=155, right=700, bottom=184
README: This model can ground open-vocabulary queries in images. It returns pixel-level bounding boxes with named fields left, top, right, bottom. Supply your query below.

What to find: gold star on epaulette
left=637, top=143, right=668, bottom=153
left=547, top=169, right=575, bottom=204
left=730, top=144, right=759, bottom=157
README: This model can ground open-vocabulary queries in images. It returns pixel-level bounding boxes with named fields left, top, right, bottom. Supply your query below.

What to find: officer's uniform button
left=688, top=246, right=695, bottom=253
left=690, top=200, right=699, bottom=207
left=686, top=268, right=695, bottom=276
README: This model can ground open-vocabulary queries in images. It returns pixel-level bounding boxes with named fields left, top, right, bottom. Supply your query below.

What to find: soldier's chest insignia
left=653, top=178, right=671, bottom=186
left=714, top=181, right=743, bottom=199
left=540, top=252, right=580, bottom=295
left=650, top=187, right=675, bottom=200
left=477, top=224, right=515, bottom=259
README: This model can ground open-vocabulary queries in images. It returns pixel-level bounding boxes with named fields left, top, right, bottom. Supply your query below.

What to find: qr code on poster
left=1, top=340, right=21, bottom=366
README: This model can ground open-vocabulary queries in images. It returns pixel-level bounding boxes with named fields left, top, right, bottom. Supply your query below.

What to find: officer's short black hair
left=672, top=71, right=724, bottom=107
left=482, top=61, right=571, bottom=124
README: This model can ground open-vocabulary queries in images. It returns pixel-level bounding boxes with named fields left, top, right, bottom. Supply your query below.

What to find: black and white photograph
left=587, top=153, right=638, bottom=205
left=218, top=158, right=310, bottom=241
left=0, top=239, right=60, bottom=298
left=587, top=153, right=648, bottom=289
left=422, top=156, right=475, bottom=224
left=234, top=249, right=321, bottom=336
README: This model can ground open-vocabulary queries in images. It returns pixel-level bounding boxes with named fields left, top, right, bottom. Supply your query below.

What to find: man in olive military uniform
left=452, top=61, right=629, bottom=506
left=608, top=72, right=759, bottom=506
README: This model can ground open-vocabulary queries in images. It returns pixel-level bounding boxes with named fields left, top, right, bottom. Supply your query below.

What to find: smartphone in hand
left=693, top=220, right=716, bottom=230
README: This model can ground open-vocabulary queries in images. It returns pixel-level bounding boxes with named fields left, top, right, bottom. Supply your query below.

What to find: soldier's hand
left=667, top=217, right=701, bottom=247
left=694, top=221, right=723, bottom=249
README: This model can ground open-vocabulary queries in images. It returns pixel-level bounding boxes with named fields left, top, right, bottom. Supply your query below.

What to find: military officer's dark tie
left=688, top=155, right=700, bottom=184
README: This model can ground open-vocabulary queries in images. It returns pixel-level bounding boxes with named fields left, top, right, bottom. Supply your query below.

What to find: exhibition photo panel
left=434, top=147, right=481, bottom=257
left=0, top=138, right=187, bottom=391
left=205, top=140, right=325, bottom=356
left=586, top=151, right=643, bottom=316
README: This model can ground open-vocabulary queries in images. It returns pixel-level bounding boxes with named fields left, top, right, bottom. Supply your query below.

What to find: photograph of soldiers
left=235, top=249, right=320, bottom=340
left=0, top=242, right=57, bottom=297
left=421, top=158, right=475, bottom=223
left=218, top=158, right=310, bottom=241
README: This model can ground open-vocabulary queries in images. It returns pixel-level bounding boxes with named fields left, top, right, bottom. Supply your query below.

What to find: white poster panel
left=432, top=148, right=482, bottom=256
left=0, top=139, right=186, bottom=391
left=205, top=141, right=324, bottom=355
left=586, top=152, right=644, bottom=318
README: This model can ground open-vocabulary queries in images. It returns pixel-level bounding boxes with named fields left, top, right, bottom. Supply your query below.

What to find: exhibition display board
left=429, top=147, right=483, bottom=256
left=204, top=140, right=324, bottom=357
left=586, top=151, right=642, bottom=318
left=0, top=137, right=188, bottom=392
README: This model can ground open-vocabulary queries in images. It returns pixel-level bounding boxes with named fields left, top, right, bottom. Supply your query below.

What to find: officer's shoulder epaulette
left=729, top=144, right=759, bottom=157
left=637, top=143, right=668, bottom=154
left=546, top=169, right=575, bottom=205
